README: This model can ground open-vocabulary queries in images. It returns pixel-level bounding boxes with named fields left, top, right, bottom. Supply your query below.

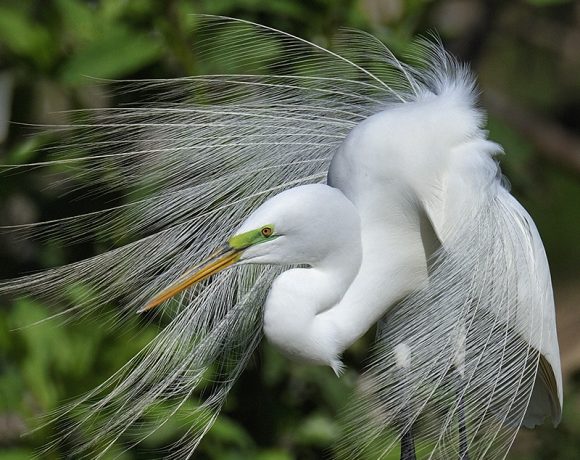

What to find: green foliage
left=0, top=450, right=35, bottom=460
left=60, top=26, right=162, bottom=84
left=0, top=5, right=55, bottom=69
left=0, top=0, right=579, bottom=459
left=526, top=0, right=573, bottom=5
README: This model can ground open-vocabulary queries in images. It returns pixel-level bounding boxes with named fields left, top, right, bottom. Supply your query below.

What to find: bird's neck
left=264, top=199, right=428, bottom=371
left=264, top=205, right=431, bottom=372
left=263, top=242, right=361, bottom=374
left=317, top=220, right=430, bottom=351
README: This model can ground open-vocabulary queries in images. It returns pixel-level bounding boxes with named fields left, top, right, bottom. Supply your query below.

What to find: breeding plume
left=1, top=17, right=561, bottom=460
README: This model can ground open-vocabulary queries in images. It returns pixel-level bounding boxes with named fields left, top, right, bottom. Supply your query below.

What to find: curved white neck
left=263, top=241, right=361, bottom=373
left=263, top=208, right=430, bottom=371
left=317, top=221, right=429, bottom=351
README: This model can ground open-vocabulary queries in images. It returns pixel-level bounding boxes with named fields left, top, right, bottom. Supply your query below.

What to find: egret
left=1, top=17, right=561, bottom=460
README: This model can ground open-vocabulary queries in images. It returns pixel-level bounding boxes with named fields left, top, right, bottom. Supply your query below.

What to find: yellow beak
left=138, top=247, right=241, bottom=313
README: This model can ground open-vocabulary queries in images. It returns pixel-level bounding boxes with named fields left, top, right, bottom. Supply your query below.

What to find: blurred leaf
left=526, top=0, right=572, bottom=5
left=488, top=116, right=535, bottom=187
left=210, top=416, right=254, bottom=448
left=0, top=369, right=23, bottom=411
left=10, top=299, right=61, bottom=409
left=0, top=6, right=54, bottom=67
left=55, top=0, right=98, bottom=43
left=6, top=134, right=54, bottom=164
left=262, top=342, right=288, bottom=386
left=295, top=413, right=338, bottom=446
left=196, top=23, right=282, bottom=75
left=255, top=450, right=293, bottom=460
left=0, top=450, right=36, bottom=460
left=202, top=0, right=305, bottom=19
left=60, top=27, right=162, bottom=85
left=138, top=399, right=201, bottom=446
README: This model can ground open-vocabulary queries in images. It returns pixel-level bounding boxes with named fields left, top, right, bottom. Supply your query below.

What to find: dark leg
left=394, top=343, right=417, bottom=460
left=456, top=373, right=469, bottom=460
left=400, top=423, right=417, bottom=460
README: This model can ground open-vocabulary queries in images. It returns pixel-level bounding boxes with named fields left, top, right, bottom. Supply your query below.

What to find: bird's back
left=329, top=87, right=488, bottom=231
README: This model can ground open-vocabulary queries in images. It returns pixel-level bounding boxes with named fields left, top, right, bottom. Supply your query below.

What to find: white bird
left=1, top=17, right=561, bottom=460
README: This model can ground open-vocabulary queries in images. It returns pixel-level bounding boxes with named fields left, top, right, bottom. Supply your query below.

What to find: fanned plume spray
left=0, top=16, right=560, bottom=459
left=337, top=185, right=560, bottom=459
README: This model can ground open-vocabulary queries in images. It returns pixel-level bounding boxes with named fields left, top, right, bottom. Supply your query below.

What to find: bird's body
left=250, top=84, right=562, bottom=431
left=1, top=18, right=562, bottom=460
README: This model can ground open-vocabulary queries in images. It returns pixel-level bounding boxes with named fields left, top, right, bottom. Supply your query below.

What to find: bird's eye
left=261, top=226, right=273, bottom=237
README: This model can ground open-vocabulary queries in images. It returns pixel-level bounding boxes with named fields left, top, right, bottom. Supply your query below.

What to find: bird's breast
left=262, top=269, right=343, bottom=367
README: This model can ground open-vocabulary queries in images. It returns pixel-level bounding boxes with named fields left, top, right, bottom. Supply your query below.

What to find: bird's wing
left=499, top=191, right=562, bottom=428
left=440, top=142, right=562, bottom=429
left=338, top=142, right=562, bottom=459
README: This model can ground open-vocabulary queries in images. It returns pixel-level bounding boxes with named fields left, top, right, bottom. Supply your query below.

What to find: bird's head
left=139, top=183, right=360, bottom=312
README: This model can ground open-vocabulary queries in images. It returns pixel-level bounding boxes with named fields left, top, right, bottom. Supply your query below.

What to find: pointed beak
left=138, top=246, right=242, bottom=313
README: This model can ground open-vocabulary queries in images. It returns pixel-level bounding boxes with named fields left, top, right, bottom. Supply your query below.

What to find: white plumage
left=1, top=17, right=561, bottom=460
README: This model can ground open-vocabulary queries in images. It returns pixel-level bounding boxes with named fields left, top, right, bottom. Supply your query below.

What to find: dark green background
left=1, top=0, right=579, bottom=459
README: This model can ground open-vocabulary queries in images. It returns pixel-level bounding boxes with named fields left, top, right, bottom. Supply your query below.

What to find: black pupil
left=263, top=228, right=271, bottom=236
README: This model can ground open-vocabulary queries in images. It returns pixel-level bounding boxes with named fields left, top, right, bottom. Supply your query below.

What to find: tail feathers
left=524, top=355, right=562, bottom=428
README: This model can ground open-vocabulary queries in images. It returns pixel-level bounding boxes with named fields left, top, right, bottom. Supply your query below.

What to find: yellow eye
left=261, top=226, right=273, bottom=237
